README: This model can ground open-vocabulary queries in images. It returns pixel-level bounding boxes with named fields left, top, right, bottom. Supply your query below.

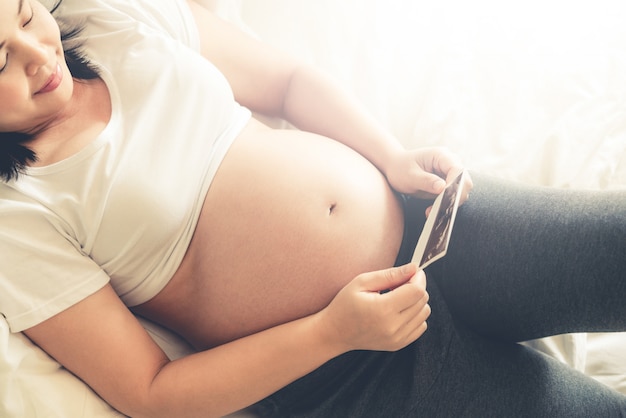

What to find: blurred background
left=203, top=0, right=626, bottom=189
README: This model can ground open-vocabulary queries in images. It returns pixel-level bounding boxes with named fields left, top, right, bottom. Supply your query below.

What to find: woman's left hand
left=384, top=147, right=473, bottom=204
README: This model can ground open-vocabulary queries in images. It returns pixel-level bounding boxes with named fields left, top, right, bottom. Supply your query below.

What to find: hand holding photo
left=412, top=171, right=466, bottom=269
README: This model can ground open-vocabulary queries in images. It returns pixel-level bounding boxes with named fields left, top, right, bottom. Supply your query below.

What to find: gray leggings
left=254, top=173, right=626, bottom=417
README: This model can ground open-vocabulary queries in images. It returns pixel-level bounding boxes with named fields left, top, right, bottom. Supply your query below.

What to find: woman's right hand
left=316, top=263, right=431, bottom=353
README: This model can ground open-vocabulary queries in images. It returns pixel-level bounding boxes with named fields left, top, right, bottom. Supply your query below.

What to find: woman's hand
left=316, top=263, right=430, bottom=353
left=384, top=147, right=473, bottom=205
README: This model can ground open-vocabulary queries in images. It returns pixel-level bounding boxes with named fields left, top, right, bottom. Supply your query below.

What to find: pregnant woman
left=1, top=0, right=624, bottom=417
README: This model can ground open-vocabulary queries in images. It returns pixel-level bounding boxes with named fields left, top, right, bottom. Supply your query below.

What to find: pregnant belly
left=134, top=120, right=405, bottom=349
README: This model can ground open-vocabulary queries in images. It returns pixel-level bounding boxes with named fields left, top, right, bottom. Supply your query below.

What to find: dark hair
left=0, top=2, right=99, bottom=182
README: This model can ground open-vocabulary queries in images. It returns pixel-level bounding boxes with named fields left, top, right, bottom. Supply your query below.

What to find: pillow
left=0, top=315, right=200, bottom=418
left=0, top=316, right=125, bottom=418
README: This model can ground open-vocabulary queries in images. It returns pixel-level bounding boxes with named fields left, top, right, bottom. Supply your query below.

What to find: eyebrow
left=0, top=0, right=26, bottom=50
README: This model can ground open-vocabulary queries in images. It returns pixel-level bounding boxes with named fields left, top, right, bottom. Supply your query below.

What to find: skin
left=0, top=0, right=110, bottom=164
left=0, top=0, right=71, bottom=132
left=2, top=0, right=472, bottom=416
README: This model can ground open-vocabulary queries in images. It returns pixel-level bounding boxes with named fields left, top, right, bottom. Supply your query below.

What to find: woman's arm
left=25, top=265, right=428, bottom=418
left=186, top=2, right=472, bottom=199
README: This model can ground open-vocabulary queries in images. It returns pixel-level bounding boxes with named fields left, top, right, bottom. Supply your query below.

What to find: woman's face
left=0, top=0, right=73, bottom=134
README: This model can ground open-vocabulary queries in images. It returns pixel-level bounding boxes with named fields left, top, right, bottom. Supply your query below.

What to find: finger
left=360, top=263, right=418, bottom=294
left=406, top=318, right=429, bottom=345
left=400, top=305, right=431, bottom=342
left=413, top=148, right=465, bottom=197
left=433, top=148, right=464, bottom=179
left=396, top=301, right=431, bottom=347
left=396, top=270, right=430, bottom=312
left=410, top=267, right=427, bottom=289
left=408, top=170, right=447, bottom=197
left=400, top=290, right=430, bottom=317
left=380, top=269, right=427, bottom=310
left=425, top=169, right=472, bottom=216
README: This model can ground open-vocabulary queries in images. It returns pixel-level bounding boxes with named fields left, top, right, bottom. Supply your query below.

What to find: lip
left=35, top=63, right=63, bottom=95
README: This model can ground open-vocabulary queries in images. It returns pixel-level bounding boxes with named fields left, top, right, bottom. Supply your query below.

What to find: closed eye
left=23, top=5, right=34, bottom=27
left=0, top=5, right=36, bottom=74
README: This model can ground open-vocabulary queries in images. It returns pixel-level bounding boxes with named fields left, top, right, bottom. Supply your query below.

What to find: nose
left=17, top=34, right=49, bottom=77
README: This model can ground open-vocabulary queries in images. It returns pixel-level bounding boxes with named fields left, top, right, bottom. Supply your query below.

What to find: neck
left=26, top=77, right=111, bottom=166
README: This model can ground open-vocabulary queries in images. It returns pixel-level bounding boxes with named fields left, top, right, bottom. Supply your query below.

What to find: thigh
left=432, top=173, right=626, bottom=341
left=420, top=285, right=626, bottom=417
left=254, top=279, right=626, bottom=417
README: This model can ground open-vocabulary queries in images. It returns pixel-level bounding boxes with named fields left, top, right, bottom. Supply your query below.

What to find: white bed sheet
left=1, top=0, right=624, bottom=416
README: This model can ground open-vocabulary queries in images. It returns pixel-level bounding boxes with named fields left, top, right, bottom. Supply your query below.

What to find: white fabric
left=585, top=333, right=626, bottom=394
left=0, top=0, right=251, bottom=332
left=1, top=1, right=625, bottom=417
